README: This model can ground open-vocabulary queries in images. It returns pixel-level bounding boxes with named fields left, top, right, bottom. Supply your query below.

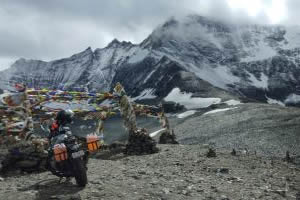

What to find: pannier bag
left=53, top=144, right=68, bottom=162
left=86, top=134, right=101, bottom=152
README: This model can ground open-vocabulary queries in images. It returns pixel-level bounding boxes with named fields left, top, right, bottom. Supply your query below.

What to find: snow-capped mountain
left=0, top=41, right=139, bottom=92
left=1, top=15, right=300, bottom=105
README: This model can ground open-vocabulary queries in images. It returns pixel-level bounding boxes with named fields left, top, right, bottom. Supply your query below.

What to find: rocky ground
left=1, top=102, right=300, bottom=199
left=0, top=144, right=299, bottom=200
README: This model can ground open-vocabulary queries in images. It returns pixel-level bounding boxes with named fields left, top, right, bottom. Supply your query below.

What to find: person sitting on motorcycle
left=49, top=109, right=74, bottom=139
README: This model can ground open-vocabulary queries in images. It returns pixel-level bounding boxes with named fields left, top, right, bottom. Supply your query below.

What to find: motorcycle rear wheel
left=72, top=158, right=87, bottom=187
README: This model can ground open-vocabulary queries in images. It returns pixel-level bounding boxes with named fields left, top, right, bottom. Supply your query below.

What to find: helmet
left=56, top=109, right=74, bottom=125
left=15, top=83, right=26, bottom=92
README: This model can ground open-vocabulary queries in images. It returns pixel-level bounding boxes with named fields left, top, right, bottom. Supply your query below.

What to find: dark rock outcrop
left=159, top=130, right=178, bottom=144
left=124, top=129, right=159, bottom=155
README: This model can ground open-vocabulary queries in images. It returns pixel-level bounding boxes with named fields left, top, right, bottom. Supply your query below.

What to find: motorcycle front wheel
left=72, top=158, right=87, bottom=187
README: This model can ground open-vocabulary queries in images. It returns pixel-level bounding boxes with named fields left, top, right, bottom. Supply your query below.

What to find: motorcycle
left=1, top=121, right=100, bottom=187
left=46, top=129, right=89, bottom=187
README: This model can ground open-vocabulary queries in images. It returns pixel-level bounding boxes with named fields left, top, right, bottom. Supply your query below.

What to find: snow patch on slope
left=203, top=107, right=238, bottom=115
left=128, top=49, right=149, bottom=63
left=143, top=70, right=156, bottom=84
left=131, top=89, right=156, bottom=101
left=164, top=88, right=221, bottom=109
left=191, top=64, right=240, bottom=90
left=149, top=128, right=166, bottom=138
left=177, top=110, right=197, bottom=118
left=283, top=26, right=300, bottom=49
left=241, top=40, right=277, bottom=62
left=224, top=99, right=242, bottom=106
left=284, top=93, right=300, bottom=104
left=247, top=72, right=269, bottom=89
left=266, top=96, right=285, bottom=106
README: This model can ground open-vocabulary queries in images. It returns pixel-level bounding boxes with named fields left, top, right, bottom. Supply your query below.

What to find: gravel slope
left=0, top=145, right=299, bottom=200
left=1, top=102, right=300, bottom=199
left=173, top=103, right=300, bottom=157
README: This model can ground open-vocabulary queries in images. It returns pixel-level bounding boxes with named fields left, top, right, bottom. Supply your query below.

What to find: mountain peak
left=11, top=58, right=29, bottom=67
left=106, top=39, right=134, bottom=48
left=161, top=17, right=179, bottom=29
left=107, top=39, right=121, bottom=47
left=15, top=58, right=27, bottom=63
left=85, top=46, right=92, bottom=51
left=69, top=47, right=93, bottom=59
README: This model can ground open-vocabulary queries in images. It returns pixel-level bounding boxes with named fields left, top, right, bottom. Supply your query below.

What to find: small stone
left=220, top=195, right=230, bottom=200
left=296, top=192, right=300, bottom=200
left=182, top=190, right=188, bottom=195
left=217, top=168, right=229, bottom=174
left=227, top=176, right=243, bottom=182
left=206, top=148, right=217, bottom=158
left=231, top=149, right=236, bottom=156
left=90, top=180, right=103, bottom=185
left=162, top=188, right=170, bottom=194
left=174, top=162, right=184, bottom=166
left=211, top=186, right=218, bottom=192
left=285, top=151, right=292, bottom=162
left=197, top=188, right=204, bottom=193
left=0, top=177, right=4, bottom=181
left=91, top=192, right=103, bottom=198
left=131, top=175, right=140, bottom=180
left=272, top=190, right=286, bottom=197
left=187, top=185, right=194, bottom=190
left=138, top=170, right=147, bottom=175
left=196, top=177, right=205, bottom=182
left=150, top=181, right=158, bottom=185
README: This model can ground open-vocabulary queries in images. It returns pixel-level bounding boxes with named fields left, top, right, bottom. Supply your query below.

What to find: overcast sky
left=0, top=0, right=299, bottom=70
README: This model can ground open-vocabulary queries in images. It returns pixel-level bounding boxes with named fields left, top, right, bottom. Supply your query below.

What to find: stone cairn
left=114, top=83, right=158, bottom=155
left=124, top=128, right=158, bottom=155
left=206, top=148, right=217, bottom=158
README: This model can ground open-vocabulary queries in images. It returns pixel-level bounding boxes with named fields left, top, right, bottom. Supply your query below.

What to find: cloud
left=0, top=0, right=299, bottom=70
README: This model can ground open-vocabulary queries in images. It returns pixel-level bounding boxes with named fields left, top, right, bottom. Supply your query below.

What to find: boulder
left=159, top=130, right=178, bottom=144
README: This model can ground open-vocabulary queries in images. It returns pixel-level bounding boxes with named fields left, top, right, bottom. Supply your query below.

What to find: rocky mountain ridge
left=1, top=15, right=300, bottom=106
